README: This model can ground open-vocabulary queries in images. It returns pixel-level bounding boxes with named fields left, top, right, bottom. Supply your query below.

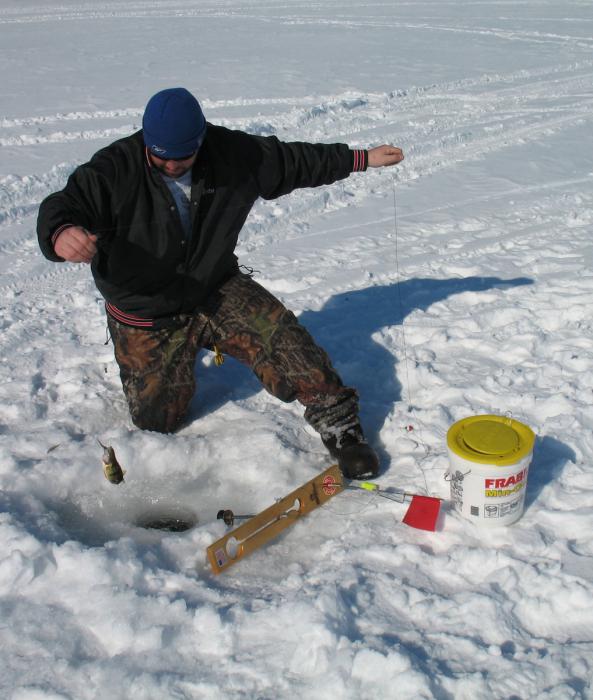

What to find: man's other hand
left=54, top=226, right=98, bottom=263
left=367, top=145, right=404, bottom=168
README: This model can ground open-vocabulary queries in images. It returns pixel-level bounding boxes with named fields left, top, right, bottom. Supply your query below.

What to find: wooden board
left=207, top=464, right=343, bottom=574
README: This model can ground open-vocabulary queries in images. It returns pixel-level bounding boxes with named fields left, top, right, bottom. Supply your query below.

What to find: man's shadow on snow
left=299, top=276, right=535, bottom=468
left=194, top=276, right=534, bottom=465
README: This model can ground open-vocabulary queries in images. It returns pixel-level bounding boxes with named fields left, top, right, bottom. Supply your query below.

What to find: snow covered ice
left=1, top=0, right=593, bottom=698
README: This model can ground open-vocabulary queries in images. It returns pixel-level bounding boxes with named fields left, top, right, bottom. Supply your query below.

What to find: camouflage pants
left=107, top=272, right=360, bottom=437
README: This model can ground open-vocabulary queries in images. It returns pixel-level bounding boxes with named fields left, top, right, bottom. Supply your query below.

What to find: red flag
left=402, top=495, right=441, bottom=531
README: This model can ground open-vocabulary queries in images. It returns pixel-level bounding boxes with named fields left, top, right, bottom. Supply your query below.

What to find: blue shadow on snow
left=525, top=435, right=576, bottom=511
left=299, top=276, right=533, bottom=457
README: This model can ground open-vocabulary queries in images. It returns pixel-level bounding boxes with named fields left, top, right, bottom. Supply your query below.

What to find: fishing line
left=324, top=486, right=380, bottom=519
left=392, top=176, right=432, bottom=497
left=392, top=178, right=413, bottom=411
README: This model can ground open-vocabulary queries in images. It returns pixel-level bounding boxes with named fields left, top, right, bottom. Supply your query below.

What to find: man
left=37, top=87, right=404, bottom=479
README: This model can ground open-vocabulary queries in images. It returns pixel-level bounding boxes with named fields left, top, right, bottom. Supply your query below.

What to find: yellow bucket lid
left=447, top=415, right=535, bottom=466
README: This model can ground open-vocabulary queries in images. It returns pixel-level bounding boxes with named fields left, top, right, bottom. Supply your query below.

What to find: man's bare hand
left=367, top=145, right=404, bottom=168
left=54, top=226, right=98, bottom=263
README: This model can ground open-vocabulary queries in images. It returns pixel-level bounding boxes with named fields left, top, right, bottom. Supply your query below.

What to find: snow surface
left=1, top=0, right=593, bottom=698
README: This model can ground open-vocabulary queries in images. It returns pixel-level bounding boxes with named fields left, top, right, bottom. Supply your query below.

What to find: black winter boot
left=322, top=431, right=379, bottom=480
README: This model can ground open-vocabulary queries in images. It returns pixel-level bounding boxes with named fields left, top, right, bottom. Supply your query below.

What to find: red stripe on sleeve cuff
left=351, top=150, right=368, bottom=172
left=51, top=224, right=72, bottom=247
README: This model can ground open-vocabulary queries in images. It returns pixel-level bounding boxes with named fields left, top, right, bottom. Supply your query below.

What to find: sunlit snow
left=1, top=1, right=592, bottom=698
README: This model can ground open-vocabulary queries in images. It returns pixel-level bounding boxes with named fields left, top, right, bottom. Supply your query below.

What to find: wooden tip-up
left=207, top=464, right=343, bottom=575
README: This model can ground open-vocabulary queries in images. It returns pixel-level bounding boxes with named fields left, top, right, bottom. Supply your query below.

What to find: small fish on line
left=98, top=440, right=126, bottom=484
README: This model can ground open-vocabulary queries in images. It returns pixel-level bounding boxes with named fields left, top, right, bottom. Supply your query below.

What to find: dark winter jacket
left=37, top=126, right=368, bottom=327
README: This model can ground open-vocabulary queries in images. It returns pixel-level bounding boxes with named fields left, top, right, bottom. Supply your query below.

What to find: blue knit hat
left=143, top=88, right=206, bottom=159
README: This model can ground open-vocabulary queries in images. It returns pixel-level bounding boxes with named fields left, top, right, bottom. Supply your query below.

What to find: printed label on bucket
left=470, top=494, right=525, bottom=518
left=480, top=496, right=523, bottom=519
left=484, top=467, right=527, bottom=498
left=447, top=455, right=532, bottom=527
left=449, top=470, right=466, bottom=510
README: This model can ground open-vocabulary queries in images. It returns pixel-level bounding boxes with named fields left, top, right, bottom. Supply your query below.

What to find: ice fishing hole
left=136, top=506, right=198, bottom=532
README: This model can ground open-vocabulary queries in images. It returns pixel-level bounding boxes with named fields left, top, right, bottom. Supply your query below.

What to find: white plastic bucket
left=446, top=415, right=535, bottom=527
